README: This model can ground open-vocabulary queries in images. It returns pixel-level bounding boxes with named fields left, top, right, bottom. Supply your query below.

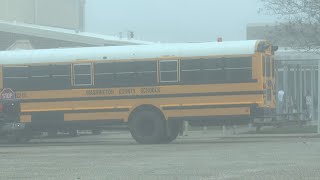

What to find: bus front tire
left=129, top=110, right=165, bottom=144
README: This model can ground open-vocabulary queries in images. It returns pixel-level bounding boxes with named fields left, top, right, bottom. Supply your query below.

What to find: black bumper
left=0, top=122, right=25, bottom=134
left=251, top=106, right=276, bottom=118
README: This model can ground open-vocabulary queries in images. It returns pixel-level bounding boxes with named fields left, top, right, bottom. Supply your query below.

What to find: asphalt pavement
left=1, top=130, right=320, bottom=180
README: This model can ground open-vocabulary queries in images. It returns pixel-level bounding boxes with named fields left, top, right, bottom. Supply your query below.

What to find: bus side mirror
left=272, top=46, right=278, bottom=54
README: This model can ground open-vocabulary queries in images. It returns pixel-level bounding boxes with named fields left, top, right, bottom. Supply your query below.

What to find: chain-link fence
left=275, top=49, right=320, bottom=134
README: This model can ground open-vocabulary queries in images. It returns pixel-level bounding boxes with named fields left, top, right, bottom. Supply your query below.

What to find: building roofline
left=247, top=23, right=276, bottom=28
left=0, top=20, right=153, bottom=46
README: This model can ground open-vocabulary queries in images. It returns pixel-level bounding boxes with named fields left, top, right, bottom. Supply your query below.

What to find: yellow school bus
left=0, top=40, right=277, bottom=144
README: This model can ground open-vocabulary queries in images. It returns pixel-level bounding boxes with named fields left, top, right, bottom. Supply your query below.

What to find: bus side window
left=159, top=60, right=179, bottom=83
left=225, top=57, right=252, bottom=82
left=202, top=58, right=225, bottom=82
left=94, top=61, right=157, bottom=88
left=3, top=66, right=30, bottom=90
left=180, top=59, right=202, bottom=83
left=72, top=63, right=93, bottom=86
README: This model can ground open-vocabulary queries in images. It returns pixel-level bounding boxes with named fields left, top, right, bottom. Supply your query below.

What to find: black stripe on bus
left=4, top=79, right=259, bottom=91
left=21, top=108, right=130, bottom=115
left=27, top=120, right=126, bottom=129
left=20, top=91, right=264, bottom=103
left=162, top=104, right=252, bottom=110
left=169, top=115, right=252, bottom=126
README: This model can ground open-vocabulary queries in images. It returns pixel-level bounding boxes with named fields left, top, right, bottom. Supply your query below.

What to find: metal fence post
left=311, top=66, right=315, bottom=123
left=283, top=64, right=288, bottom=113
left=318, top=61, right=320, bottom=134
left=299, top=65, right=303, bottom=121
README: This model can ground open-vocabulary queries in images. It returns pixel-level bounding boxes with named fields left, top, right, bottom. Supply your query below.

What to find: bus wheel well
left=128, top=104, right=165, bottom=122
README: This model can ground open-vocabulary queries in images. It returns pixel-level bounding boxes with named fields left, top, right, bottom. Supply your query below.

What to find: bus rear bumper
left=251, top=106, right=277, bottom=125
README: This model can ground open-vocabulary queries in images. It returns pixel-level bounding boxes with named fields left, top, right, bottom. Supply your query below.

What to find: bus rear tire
left=161, top=120, right=182, bottom=143
left=129, top=109, right=165, bottom=144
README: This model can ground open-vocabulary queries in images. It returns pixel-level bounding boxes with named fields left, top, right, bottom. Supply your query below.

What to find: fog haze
left=86, top=0, right=275, bottom=42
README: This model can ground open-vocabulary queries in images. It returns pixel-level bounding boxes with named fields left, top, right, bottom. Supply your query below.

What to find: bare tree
left=260, top=0, right=320, bottom=51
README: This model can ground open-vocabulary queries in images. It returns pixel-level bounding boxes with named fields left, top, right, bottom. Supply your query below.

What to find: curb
left=219, top=133, right=320, bottom=139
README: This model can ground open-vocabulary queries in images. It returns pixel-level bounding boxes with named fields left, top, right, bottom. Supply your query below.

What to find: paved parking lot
left=1, top=131, right=320, bottom=180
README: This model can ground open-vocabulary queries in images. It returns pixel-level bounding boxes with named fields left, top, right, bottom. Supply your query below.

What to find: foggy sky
left=85, top=0, right=275, bottom=43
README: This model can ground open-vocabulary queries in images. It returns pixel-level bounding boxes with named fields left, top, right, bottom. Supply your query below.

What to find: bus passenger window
left=73, top=63, right=92, bottom=86
left=225, top=57, right=252, bottom=82
left=202, top=59, right=225, bottom=82
left=181, top=59, right=202, bottom=83
left=94, top=61, right=157, bottom=88
left=159, top=60, right=178, bottom=83
left=3, top=66, right=30, bottom=90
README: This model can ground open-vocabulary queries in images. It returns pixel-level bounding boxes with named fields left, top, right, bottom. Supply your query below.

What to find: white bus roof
left=0, top=40, right=262, bottom=65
